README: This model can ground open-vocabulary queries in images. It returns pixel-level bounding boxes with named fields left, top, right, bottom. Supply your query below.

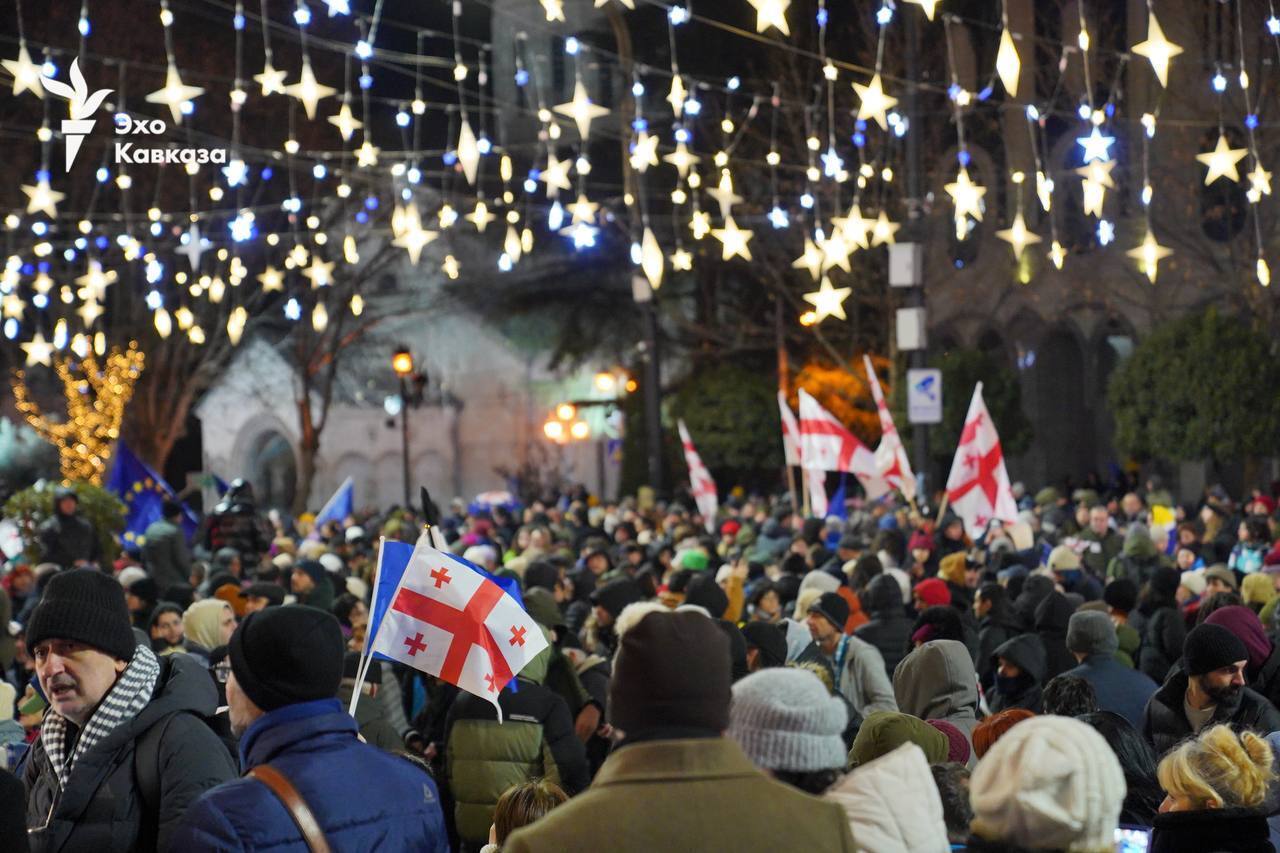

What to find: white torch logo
left=39, top=59, right=113, bottom=172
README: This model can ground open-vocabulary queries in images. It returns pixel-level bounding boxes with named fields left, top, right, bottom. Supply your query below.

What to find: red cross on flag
left=777, top=391, right=803, bottom=467
left=369, top=534, right=548, bottom=723
left=861, top=355, right=916, bottom=502
left=798, top=389, right=891, bottom=507
left=945, top=382, right=1018, bottom=539
left=678, top=419, right=719, bottom=533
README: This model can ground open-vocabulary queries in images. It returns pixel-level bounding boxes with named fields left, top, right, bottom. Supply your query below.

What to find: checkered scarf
left=41, top=644, right=161, bottom=789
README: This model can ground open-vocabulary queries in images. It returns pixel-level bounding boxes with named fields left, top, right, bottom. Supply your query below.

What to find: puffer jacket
left=824, top=743, right=950, bottom=853
left=1033, top=592, right=1078, bottom=680
left=854, top=575, right=914, bottom=680
left=168, top=698, right=448, bottom=852
left=1141, top=667, right=1280, bottom=757
left=893, top=640, right=980, bottom=759
left=1139, top=606, right=1186, bottom=685
left=987, top=634, right=1046, bottom=713
left=445, top=631, right=589, bottom=845
left=22, top=654, right=237, bottom=853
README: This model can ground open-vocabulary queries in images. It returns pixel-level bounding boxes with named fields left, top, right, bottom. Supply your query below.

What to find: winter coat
left=444, top=638, right=589, bottom=845
left=1152, top=806, right=1275, bottom=853
left=987, top=634, right=1046, bottom=713
left=198, top=501, right=271, bottom=564
left=336, top=682, right=404, bottom=755
left=1139, top=606, right=1187, bottom=684
left=140, top=518, right=191, bottom=592
left=1033, top=592, right=1078, bottom=680
left=1107, top=533, right=1171, bottom=587
left=824, top=743, right=950, bottom=853
left=1078, top=528, right=1123, bottom=578
left=1141, top=667, right=1280, bottom=757
left=976, top=614, right=1020, bottom=689
left=504, top=737, right=856, bottom=852
left=854, top=575, right=914, bottom=680
left=37, top=511, right=99, bottom=569
left=1062, top=653, right=1159, bottom=729
left=169, top=698, right=449, bottom=853
left=1116, top=622, right=1141, bottom=669
left=893, top=639, right=979, bottom=756
left=0, top=768, right=27, bottom=853
left=749, top=520, right=792, bottom=564
left=828, top=634, right=898, bottom=718
left=22, top=654, right=237, bottom=853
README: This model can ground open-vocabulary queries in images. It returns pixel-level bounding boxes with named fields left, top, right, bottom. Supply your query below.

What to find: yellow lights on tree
left=11, top=341, right=145, bottom=484
left=556, top=402, right=576, bottom=422
left=570, top=420, right=590, bottom=440
left=391, top=348, right=414, bottom=377
left=543, top=420, right=565, bottom=441
left=594, top=372, right=617, bottom=393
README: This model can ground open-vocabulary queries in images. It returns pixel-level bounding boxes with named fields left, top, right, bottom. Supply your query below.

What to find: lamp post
left=392, top=347, right=414, bottom=508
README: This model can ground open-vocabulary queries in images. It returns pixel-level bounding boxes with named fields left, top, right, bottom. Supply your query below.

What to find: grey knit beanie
left=1066, top=610, right=1119, bottom=657
left=729, top=668, right=847, bottom=772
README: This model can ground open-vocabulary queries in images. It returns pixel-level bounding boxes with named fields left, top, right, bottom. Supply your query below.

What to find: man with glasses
left=20, top=570, right=235, bottom=852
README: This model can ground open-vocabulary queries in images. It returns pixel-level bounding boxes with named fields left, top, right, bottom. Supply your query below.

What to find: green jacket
left=505, top=738, right=856, bottom=852
left=1115, top=622, right=1141, bottom=669
left=1080, top=529, right=1124, bottom=577
left=1106, top=532, right=1171, bottom=585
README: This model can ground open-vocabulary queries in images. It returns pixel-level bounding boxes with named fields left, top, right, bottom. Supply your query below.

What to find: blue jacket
left=1063, top=654, right=1158, bottom=729
left=168, top=699, right=448, bottom=852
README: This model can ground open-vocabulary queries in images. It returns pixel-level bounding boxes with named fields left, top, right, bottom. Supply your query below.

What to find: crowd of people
left=1, top=473, right=1280, bottom=851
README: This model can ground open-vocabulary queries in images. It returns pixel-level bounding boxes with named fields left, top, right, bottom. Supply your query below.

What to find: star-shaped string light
left=145, top=64, right=205, bottom=124
left=792, top=237, right=825, bottom=280
left=540, top=155, right=573, bottom=196
left=541, top=0, right=565, bottom=21
left=75, top=261, right=117, bottom=302
left=20, top=332, right=54, bottom=366
left=747, top=0, right=791, bottom=36
left=1248, top=163, right=1273, bottom=201
left=2, top=293, right=26, bottom=319
left=392, top=205, right=439, bottom=265
left=711, top=216, right=753, bottom=260
left=553, top=80, right=609, bottom=140
left=852, top=74, right=897, bottom=130
left=1035, top=171, right=1054, bottom=212
left=285, top=57, right=335, bottom=120
left=465, top=200, right=496, bottom=232
left=689, top=209, right=712, bottom=240
left=437, top=203, right=459, bottom=229
left=566, top=194, right=599, bottom=225
left=1195, top=134, right=1248, bottom=185
left=3, top=44, right=44, bottom=98
left=1131, top=12, right=1182, bottom=88
left=663, top=143, right=700, bottom=178
left=303, top=255, right=335, bottom=287
left=803, top=277, right=851, bottom=323
left=945, top=168, right=986, bottom=237
left=1076, top=160, right=1116, bottom=217
left=630, top=132, right=660, bottom=172
left=670, top=248, right=693, bottom=271
left=1077, top=127, right=1115, bottom=163
left=666, top=75, right=687, bottom=118
left=833, top=203, right=873, bottom=249
left=288, top=244, right=311, bottom=267
left=77, top=299, right=104, bottom=327
left=903, top=0, right=939, bottom=20
left=355, top=139, right=380, bottom=168
left=254, top=63, right=288, bottom=96
left=176, top=223, right=211, bottom=271
left=22, top=179, right=64, bottom=218
left=707, top=171, right=744, bottom=219
left=258, top=266, right=284, bottom=292
left=327, top=102, right=362, bottom=141
left=456, top=119, right=480, bottom=185
left=870, top=212, right=900, bottom=246
left=1126, top=229, right=1173, bottom=283
left=818, top=229, right=854, bottom=273
left=996, top=211, right=1042, bottom=261
left=1048, top=241, right=1067, bottom=270
left=996, top=28, right=1021, bottom=97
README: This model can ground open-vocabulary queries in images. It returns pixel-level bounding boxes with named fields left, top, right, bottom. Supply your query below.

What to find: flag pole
left=348, top=537, right=389, bottom=718
left=785, top=464, right=799, bottom=516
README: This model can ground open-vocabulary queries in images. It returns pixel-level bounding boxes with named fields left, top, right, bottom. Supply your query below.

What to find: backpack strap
left=133, top=713, right=172, bottom=818
left=248, top=764, right=332, bottom=853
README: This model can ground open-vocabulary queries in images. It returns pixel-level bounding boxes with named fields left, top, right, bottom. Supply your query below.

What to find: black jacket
left=1151, top=806, right=1275, bottom=853
left=1141, top=667, right=1280, bottom=757
left=854, top=575, right=913, bottom=680
left=21, top=654, right=237, bottom=853
left=1139, top=606, right=1187, bottom=685
left=0, top=768, right=27, bottom=853
left=37, top=512, right=99, bottom=569
left=988, top=633, right=1047, bottom=713
left=976, top=614, right=1019, bottom=689
left=139, top=519, right=191, bottom=592
left=1033, top=592, right=1078, bottom=680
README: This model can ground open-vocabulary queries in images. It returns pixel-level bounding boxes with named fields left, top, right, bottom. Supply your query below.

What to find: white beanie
left=272, top=553, right=295, bottom=570
left=462, top=545, right=497, bottom=567
left=971, top=716, right=1125, bottom=852
left=729, top=668, right=848, bottom=773
left=318, top=553, right=344, bottom=574
left=117, top=566, right=147, bottom=590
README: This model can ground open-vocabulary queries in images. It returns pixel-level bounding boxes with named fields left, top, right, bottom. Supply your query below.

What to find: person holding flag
left=945, top=383, right=1019, bottom=540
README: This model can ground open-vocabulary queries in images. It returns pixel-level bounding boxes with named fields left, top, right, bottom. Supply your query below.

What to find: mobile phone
left=1114, top=825, right=1152, bottom=853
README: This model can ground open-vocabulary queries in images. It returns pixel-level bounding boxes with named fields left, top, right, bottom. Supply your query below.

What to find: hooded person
left=987, top=634, right=1048, bottom=713
left=1205, top=605, right=1280, bottom=712
left=1102, top=579, right=1144, bottom=667
left=289, top=559, right=335, bottom=611
left=503, top=610, right=856, bottom=852
left=848, top=710, right=949, bottom=767
left=1107, top=522, right=1170, bottom=586
left=804, top=592, right=898, bottom=718
left=855, top=574, right=914, bottom=680
left=893, top=639, right=979, bottom=761
left=1138, top=566, right=1188, bottom=685
left=973, top=583, right=1022, bottom=690
left=829, top=740, right=953, bottom=851
left=1011, top=574, right=1055, bottom=631
left=21, top=569, right=237, bottom=853
left=1062, top=610, right=1158, bottom=729
left=444, top=623, right=589, bottom=848
left=182, top=599, right=237, bottom=659
left=1034, top=591, right=1080, bottom=681
left=967, top=716, right=1126, bottom=853
left=1142, top=623, right=1280, bottom=757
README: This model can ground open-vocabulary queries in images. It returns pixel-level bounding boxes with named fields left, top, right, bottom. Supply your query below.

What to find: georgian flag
left=678, top=419, right=719, bottom=533
left=862, top=355, right=916, bottom=501
left=369, top=532, right=548, bottom=723
left=798, top=388, right=891, bottom=502
left=777, top=391, right=803, bottom=466
left=945, top=382, right=1018, bottom=540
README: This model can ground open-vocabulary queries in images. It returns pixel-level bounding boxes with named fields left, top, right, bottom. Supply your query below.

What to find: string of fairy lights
left=0, top=0, right=1277, bottom=371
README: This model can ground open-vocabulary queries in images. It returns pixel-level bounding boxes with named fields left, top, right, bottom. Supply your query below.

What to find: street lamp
left=392, top=347, right=413, bottom=507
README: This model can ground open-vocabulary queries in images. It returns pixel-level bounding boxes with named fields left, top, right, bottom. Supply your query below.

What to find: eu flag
left=105, top=443, right=198, bottom=547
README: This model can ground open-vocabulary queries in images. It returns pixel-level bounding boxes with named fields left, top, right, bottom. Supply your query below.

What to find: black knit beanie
left=229, top=606, right=344, bottom=712
left=1183, top=623, right=1249, bottom=676
left=27, top=569, right=137, bottom=660
left=608, top=610, right=730, bottom=734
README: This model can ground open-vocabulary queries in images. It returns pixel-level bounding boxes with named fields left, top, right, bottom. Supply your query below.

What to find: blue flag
left=367, top=537, right=525, bottom=667
left=312, top=476, right=354, bottom=531
left=105, top=443, right=198, bottom=547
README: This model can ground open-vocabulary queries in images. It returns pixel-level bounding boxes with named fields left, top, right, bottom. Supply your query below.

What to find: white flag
left=777, top=391, right=802, bottom=466
left=945, top=382, right=1018, bottom=539
left=862, top=355, right=916, bottom=501
left=798, top=389, right=891, bottom=500
left=369, top=532, right=549, bottom=723
left=678, top=419, right=719, bottom=532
